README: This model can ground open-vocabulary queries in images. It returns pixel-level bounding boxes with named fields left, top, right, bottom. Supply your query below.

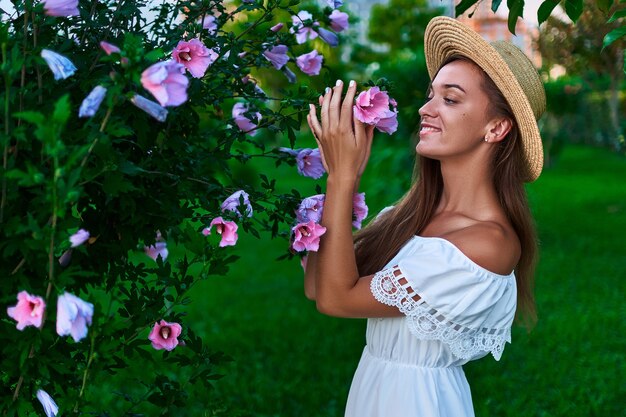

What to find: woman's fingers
left=307, top=104, right=323, bottom=141
left=341, top=80, right=357, bottom=123
left=320, top=88, right=332, bottom=135
left=329, top=80, right=344, bottom=128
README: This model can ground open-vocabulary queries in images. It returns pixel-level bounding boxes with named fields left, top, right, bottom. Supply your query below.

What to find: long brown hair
left=354, top=55, right=538, bottom=328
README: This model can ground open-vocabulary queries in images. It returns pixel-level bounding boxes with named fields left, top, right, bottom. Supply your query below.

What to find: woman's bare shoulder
left=442, top=221, right=521, bottom=275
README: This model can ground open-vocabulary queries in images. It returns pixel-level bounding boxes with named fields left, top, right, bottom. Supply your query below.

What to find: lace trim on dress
left=370, top=266, right=511, bottom=361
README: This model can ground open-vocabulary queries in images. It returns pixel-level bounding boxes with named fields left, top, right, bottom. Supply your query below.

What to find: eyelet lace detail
left=371, top=266, right=510, bottom=361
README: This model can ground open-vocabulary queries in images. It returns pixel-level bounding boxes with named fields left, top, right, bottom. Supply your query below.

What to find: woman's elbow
left=315, top=298, right=345, bottom=317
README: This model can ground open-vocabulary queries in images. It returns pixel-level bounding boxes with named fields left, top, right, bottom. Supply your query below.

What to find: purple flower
left=149, top=320, right=182, bottom=351
left=70, top=228, right=90, bottom=247
left=232, top=103, right=261, bottom=136
left=58, top=249, right=73, bottom=267
left=221, top=190, right=253, bottom=218
left=297, top=148, right=326, bottom=178
left=279, top=147, right=326, bottom=178
left=7, top=291, right=45, bottom=330
left=204, top=217, right=239, bottom=247
left=172, top=38, right=218, bottom=78
left=317, top=27, right=339, bottom=47
left=296, top=194, right=325, bottom=223
left=326, top=0, right=343, bottom=9
left=56, top=292, right=94, bottom=342
left=296, top=50, right=323, bottom=76
left=79, top=86, right=107, bottom=118
left=140, top=60, right=189, bottom=107
left=130, top=94, right=168, bottom=122
left=282, top=67, right=297, bottom=83
left=352, top=192, right=369, bottom=229
left=263, top=45, right=289, bottom=70
left=375, top=108, right=398, bottom=134
left=199, top=15, right=217, bottom=34
left=290, top=11, right=319, bottom=44
left=40, top=49, right=76, bottom=80
left=42, top=0, right=79, bottom=17
left=270, top=22, right=284, bottom=32
left=329, top=10, right=349, bottom=32
left=291, top=221, right=327, bottom=252
left=36, top=389, right=59, bottom=417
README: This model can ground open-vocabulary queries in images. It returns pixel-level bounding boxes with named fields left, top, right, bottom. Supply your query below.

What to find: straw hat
left=424, top=16, right=546, bottom=182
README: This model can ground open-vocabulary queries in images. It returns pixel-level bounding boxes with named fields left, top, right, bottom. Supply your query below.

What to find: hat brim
left=424, top=16, right=543, bottom=182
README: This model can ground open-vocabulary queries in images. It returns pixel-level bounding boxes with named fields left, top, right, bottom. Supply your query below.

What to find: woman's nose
left=418, top=98, right=435, bottom=118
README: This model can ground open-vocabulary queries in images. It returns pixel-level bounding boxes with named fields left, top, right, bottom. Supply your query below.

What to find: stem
left=79, top=106, right=113, bottom=169
left=73, top=333, right=96, bottom=412
left=11, top=345, right=35, bottom=402
left=45, top=162, right=58, bottom=300
left=1, top=42, right=9, bottom=223
left=32, top=11, right=42, bottom=105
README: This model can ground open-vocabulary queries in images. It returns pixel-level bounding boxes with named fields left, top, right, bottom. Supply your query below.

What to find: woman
left=304, top=16, right=546, bottom=417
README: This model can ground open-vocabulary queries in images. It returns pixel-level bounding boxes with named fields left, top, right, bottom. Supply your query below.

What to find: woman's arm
left=305, top=80, right=401, bottom=318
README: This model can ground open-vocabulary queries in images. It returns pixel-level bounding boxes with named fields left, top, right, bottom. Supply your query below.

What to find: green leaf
left=603, top=26, right=626, bottom=49
left=491, top=0, right=503, bottom=12
left=537, top=0, right=560, bottom=25
left=53, top=94, right=71, bottom=126
left=608, top=9, right=626, bottom=23
left=13, top=111, right=45, bottom=126
left=455, top=0, right=479, bottom=16
left=564, top=0, right=583, bottom=22
left=144, top=48, right=164, bottom=63
left=507, top=0, right=525, bottom=34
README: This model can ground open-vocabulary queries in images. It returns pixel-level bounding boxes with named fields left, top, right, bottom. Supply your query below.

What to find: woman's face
left=416, top=59, right=493, bottom=160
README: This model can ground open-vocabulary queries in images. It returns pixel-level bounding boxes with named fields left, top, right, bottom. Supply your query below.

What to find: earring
left=484, top=136, right=489, bottom=142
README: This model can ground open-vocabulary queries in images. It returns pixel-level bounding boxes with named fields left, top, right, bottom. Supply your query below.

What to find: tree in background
left=538, top=0, right=625, bottom=150
left=350, top=0, right=442, bottom=202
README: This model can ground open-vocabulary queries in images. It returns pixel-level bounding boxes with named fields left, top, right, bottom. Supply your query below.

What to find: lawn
left=185, top=145, right=626, bottom=417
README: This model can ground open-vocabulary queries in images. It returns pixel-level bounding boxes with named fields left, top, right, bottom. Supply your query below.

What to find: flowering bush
left=0, top=0, right=355, bottom=415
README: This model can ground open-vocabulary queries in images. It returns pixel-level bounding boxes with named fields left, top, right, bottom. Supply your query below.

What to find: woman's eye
left=444, top=97, right=456, bottom=104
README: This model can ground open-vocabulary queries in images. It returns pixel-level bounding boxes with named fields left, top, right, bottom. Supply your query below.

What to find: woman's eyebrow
left=443, top=83, right=466, bottom=93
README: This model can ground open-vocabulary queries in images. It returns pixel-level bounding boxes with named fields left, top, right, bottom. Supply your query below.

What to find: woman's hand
left=307, top=80, right=374, bottom=184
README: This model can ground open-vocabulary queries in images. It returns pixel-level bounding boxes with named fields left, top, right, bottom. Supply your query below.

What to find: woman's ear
left=486, top=117, right=513, bottom=143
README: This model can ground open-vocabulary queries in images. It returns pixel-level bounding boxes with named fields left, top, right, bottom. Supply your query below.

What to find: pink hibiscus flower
left=7, top=291, right=46, bottom=330
left=148, top=320, right=182, bottom=351
left=140, top=60, right=189, bottom=107
left=296, top=50, right=323, bottom=76
left=291, top=220, right=327, bottom=252
left=172, top=38, right=218, bottom=78
left=203, top=217, right=238, bottom=247
left=353, top=87, right=398, bottom=134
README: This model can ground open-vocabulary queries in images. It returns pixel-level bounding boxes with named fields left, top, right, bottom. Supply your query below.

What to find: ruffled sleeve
left=370, top=237, right=517, bottom=361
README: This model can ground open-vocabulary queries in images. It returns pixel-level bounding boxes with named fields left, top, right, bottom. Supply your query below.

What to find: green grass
left=185, top=145, right=626, bottom=417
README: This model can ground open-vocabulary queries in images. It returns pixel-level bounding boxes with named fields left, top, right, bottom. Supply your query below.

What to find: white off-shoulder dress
left=345, top=235, right=517, bottom=417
